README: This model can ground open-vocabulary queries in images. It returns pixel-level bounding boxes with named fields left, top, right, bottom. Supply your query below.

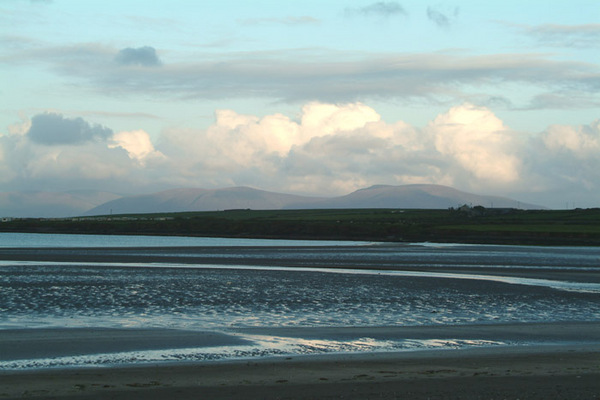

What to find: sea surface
left=1, top=232, right=599, bottom=369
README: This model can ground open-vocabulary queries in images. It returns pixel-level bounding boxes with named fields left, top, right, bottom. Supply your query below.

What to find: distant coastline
left=2, top=207, right=600, bottom=246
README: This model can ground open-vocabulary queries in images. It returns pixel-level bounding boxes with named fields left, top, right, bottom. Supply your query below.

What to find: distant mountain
left=0, top=190, right=122, bottom=218
left=85, top=184, right=543, bottom=216
left=298, top=184, right=542, bottom=210
left=1, top=184, right=544, bottom=218
left=85, top=187, right=325, bottom=215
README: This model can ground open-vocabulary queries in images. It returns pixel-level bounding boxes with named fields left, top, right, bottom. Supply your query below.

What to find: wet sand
left=1, top=324, right=600, bottom=399
left=2, top=245, right=600, bottom=398
left=0, top=328, right=250, bottom=361
left=1, top=344, right=600, bottom=399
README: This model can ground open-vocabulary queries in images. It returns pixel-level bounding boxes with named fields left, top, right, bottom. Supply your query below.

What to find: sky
left=1, top=0, right=599, bottom=209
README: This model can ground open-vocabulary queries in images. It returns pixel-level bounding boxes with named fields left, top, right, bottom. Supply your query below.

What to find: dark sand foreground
left=1, top=345, right=599, bottom=399
left=2, top=323, right=600, bottom=399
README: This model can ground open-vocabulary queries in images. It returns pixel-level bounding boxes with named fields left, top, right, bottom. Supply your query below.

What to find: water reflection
left=1, top=263, right=598, bottom=331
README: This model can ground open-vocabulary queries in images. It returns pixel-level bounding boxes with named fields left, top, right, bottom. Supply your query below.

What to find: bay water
left=1, top=232, right=599, bottom=369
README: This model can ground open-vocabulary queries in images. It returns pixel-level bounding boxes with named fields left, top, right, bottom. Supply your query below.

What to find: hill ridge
left=84, top=184, right=544, bottom=216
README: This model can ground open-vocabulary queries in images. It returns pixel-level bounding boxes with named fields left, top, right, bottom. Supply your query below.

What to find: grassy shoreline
left=2, top=207, right=600, bottom=246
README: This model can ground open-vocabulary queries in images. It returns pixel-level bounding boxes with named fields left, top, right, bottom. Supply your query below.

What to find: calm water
left=0, top=232, right=371, bottom=248
left=1, top=232, right=599, bottom=330
left=1, top=233, right=599, bottom=368
left=2, top=263, right=599, bottom=331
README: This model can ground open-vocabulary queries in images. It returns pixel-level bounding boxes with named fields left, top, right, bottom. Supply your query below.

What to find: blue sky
left=1, top=0, right=599, bottom=210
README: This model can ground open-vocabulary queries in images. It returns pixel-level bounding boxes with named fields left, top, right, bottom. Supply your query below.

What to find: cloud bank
left=6, top=42, right=597, bottom=110
left=2, top=103, right=600, bottom=208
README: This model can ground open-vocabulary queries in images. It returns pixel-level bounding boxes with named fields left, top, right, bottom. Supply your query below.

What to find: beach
left=1, top=324, right=600, bottom=399
left=1, top=236, right=600, bottom=398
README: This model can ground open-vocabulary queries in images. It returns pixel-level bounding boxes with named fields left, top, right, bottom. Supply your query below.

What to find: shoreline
left=3, top=206, right=600, bottom=247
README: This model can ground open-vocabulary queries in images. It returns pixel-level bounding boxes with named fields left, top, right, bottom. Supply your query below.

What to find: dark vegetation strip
left=2, top=207, right=600, bottom=246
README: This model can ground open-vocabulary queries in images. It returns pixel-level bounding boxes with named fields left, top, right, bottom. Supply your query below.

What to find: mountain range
left=86, top=184, right=543, bottom=216
left=0, top=184, right=544, bottom=218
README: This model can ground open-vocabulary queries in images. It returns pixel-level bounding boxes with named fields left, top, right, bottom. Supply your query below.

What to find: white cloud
left=2, top=103, right=600, bottom=207
left=162, top=102, right=380, bottom=169
left=429, top=103, right=521, bottom=185
left=488, top=118, right=600, bottom=209
left=154, top=102, right=453, bottom=195
left=206, top=109, right=296, bottom=161
left=153, top=102, right=420, bottom=194
left=528, top=120, right=600, bottom=195
left=0, top=115, right=160, bottom=193
left=7, top=117, right=31, bottom=136
left=542, top=122, right=600, bottom=155
left=299, top=102, right=380, bottom=136
left=24, top=142, right=129, bottom=181
left=110, top=130, right=164, bottom=163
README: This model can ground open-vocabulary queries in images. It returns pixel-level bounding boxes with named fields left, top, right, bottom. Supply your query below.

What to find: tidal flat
left=1, top=234, right=599, bottom=398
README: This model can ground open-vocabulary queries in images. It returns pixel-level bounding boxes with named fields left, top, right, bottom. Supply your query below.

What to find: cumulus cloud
left=155, top=102, right=523, bottom=195
left=299, top=102, right=380, bottom=136
left=541, top=121, right=600, bottom=156
left=345, top=2, right=408, bottom=17
left=3, top=103, right=600, bottom=207
left=0, top=114, right=164, bottom=193
left=153, top=102, right=600, bottom=201
left=522, top=120, right=600, bottom=204
left=153, top=103, right=400, bottom=193
left=159, top=102, right=382, bottom=170
left=114, top=46, right=161, bottom=67
left=27, top=113, right=113, bottom=145
left=110, top=130, right=164, bottom=163
left=23, top=142, right=129, bottom=182
left=0, top=135, right=133, bottom=193
left=429, top=104, right=520, bottom=185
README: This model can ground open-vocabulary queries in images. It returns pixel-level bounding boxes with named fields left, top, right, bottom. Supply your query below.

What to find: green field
left=2, top=207, right=600, bottom=245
